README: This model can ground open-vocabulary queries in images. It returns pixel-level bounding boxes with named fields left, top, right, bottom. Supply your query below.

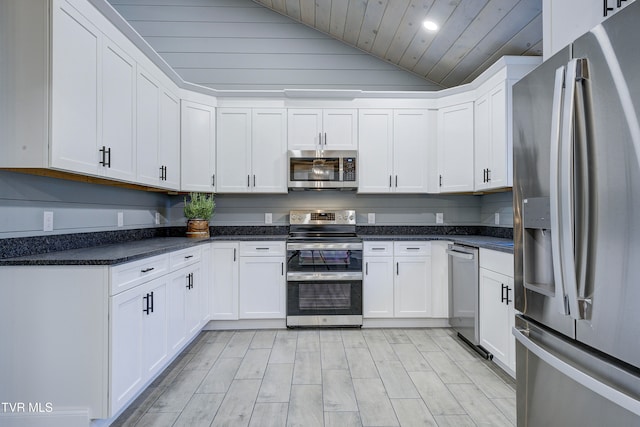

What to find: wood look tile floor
left=113, top=328, right=516, bottom=427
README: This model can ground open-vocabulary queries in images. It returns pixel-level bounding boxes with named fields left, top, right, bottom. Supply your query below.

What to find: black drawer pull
left=141, top=267, right=155, bottom=273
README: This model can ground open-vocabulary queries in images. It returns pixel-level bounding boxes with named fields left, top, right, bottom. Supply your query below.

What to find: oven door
left=286, top=273, right=363, bottom=327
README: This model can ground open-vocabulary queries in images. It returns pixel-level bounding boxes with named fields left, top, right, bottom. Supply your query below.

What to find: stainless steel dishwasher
left=447, top=244, right=491, bottom=359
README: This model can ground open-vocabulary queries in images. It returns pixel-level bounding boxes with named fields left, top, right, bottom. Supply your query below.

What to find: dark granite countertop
left=0, top=225, right=513, bottom=266
left=0, top=237, right=211, bottom=266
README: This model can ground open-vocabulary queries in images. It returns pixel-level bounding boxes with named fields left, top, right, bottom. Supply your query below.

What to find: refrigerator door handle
left=559, top=59, right=582, bottom=320
left=513, top=327, right=640, bottom=417
left=549, top=65, right=571, bottom=316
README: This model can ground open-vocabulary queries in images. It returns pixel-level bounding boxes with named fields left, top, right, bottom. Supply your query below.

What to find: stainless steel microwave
left=288, top=150, right=357, bottom=190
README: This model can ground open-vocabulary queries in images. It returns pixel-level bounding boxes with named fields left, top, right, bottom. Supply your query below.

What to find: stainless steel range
left=286, top=209, right=363, bottom=327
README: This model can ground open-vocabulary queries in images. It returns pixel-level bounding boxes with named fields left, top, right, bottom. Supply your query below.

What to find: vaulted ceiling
left=253, top=0, right=542, bottom=87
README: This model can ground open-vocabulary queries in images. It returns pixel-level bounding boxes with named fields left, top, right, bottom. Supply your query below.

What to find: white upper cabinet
left=437, top=102, right=474, bottom=193
left=1, top=0, right=182, bottom=190
left=358, top=110, right=394, bottom=193
left=136, top=67, right=182, bottom=190
left=475, top=82, right=510, bottom=191
left=101, top=39, right=136, bottom=182
left=358, top=109, right=429, bottom=193
left=288, top=109, right=357, bottom=150
left=394, top=110, right=430, bottom=193
left=216, top=108, right=287, bottom=193
left=181, top=100, right=217, bottom=192
left=135, top=68, right=161, bottom=187
left=158, top=89, right=181, bottom=190
left=252, top=109, right=288, bottom=192
left=50, top=0, right=101, bottom=176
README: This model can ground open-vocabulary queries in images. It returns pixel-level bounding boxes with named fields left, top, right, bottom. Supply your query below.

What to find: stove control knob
left=349, top=214, right=355, bottom=221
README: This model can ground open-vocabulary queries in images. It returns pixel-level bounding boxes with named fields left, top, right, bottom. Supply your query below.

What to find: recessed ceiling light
left=422, top=20, right=438, bottom=32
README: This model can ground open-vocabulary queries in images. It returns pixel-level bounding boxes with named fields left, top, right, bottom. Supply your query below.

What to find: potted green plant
left=183, top=192, right=215, bottom=238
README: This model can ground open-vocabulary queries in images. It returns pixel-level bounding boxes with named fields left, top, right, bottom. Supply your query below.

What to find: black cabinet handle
left=281, top=262, right=284, bottom=276
left=366, top=262, right=368, bottom=275
left=395, top=175, right=398, bottom=187
left=389, top=175, right=392, bottom=188
left=506, top=286, right=512, bottom=305
left=247, top=175, right=250, bottom=187
left=487, top=168, right=491, bottom=182
left=143, top=293, right=150, bottom=315
left=141, top=267, right=155, bottom=273
left=99, top=146, right=107, bottom=166
left=149, top=291, right=154, bottom=313
left=159, top=166, right=164, bottom=180
left=396, top=262, right=399, bottom=275
left=186, top=272, right=194, bottom=289
left=439, top=175, right=443, bottom=187
left=233, top=248, right=236, bottom=262
left=253, top=175, right=256, bottom=187
left=212, top=174, right=215, bottom=186
left=184, top=255, right=194, bottom=259
left=604, top=0, right=614, bottom=15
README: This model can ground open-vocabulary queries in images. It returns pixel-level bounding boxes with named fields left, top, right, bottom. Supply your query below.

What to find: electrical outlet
left=155, top=212, right=160, bottom=225
left=494, top=212, right=500, bottom=225
left=117, top=212, right=124, bottom=227
left=265, top=213, right=272, bottom=224
left=368, top=213, right=375, bottom=224
left=436, top=212, right=444, bottom=224
left=43, top=211, right=54, bottom=232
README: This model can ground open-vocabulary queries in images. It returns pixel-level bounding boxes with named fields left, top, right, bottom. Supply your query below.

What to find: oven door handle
left=287, top=272, right=363, bottom=281
left=286, top=242, right=363, bottom=251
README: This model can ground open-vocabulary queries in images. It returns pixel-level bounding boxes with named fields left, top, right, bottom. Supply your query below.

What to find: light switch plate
left=43, top=211, right=53, bottom=232
left=265, top=213, right=272, bottom=224
left=495, top=212, right=500, bottom=225
left=368, top=213, right=375, bottom=224
left=155, top=212, right=160, bottom=225
left=117, top=212, right=124, bottom=227
left=436, top=212, right=444, bottom=224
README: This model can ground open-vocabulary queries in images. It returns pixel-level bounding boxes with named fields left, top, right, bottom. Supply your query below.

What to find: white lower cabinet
left=239, top=254, right=286, bottom=318
left=210, top=241, right=286, bottom=320
left=210, top=241, right=240, bottom=320
left=0, top=243, right=210, bottom=425
left=363, top=241, right=434, bottom=318
left=110, top=275, right=171, bottom=416
left=363, top=242, right=395, bottom=317
left=479, top=248, right=515, bottom=376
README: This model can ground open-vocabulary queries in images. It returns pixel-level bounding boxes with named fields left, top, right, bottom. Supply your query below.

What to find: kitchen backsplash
left=0, top=171, right=513, bottom=240
left=167, top=191, right=513, bottom=228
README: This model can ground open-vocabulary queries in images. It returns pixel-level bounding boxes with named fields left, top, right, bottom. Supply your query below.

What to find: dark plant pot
left=186, top=219, right=210, bottom=238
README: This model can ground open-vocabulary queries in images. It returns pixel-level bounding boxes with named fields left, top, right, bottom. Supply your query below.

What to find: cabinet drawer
left=364, top=241, right=393, bottom=256
left=110, top=254, right=169, bottom=296
left=239, top=241, right=286, bottom=257
left=479, top=248, right=513, bottom=277
left=170, top=246, right=202, bottom=270
left=394, top=242, right=431, bottom=256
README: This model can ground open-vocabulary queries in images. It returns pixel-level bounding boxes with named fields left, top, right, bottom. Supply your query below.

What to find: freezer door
left=569, top=2, right=640, bottom=370
left=514, top=316, right=640, bottom=426
left=513, top=46, right=575, bottom=339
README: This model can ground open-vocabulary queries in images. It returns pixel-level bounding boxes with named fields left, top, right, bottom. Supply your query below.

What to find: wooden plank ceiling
left=253, top=0, right=542, bottom=88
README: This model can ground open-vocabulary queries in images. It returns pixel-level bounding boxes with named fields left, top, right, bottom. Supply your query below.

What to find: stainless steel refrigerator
left=513, top=2, right=640, bottom=425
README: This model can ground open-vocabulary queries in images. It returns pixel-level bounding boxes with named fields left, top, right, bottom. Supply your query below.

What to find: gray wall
left=0, top=169, right=513, bottom=239
left=0, top=171, right=172, bottom=239
left=107, top=0, right=443, bottom=91
left=168, top=191, right=514, bottom=228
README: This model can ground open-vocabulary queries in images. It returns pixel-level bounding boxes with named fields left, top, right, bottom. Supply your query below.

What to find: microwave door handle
left=549, top=65, right=571, bottom=317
